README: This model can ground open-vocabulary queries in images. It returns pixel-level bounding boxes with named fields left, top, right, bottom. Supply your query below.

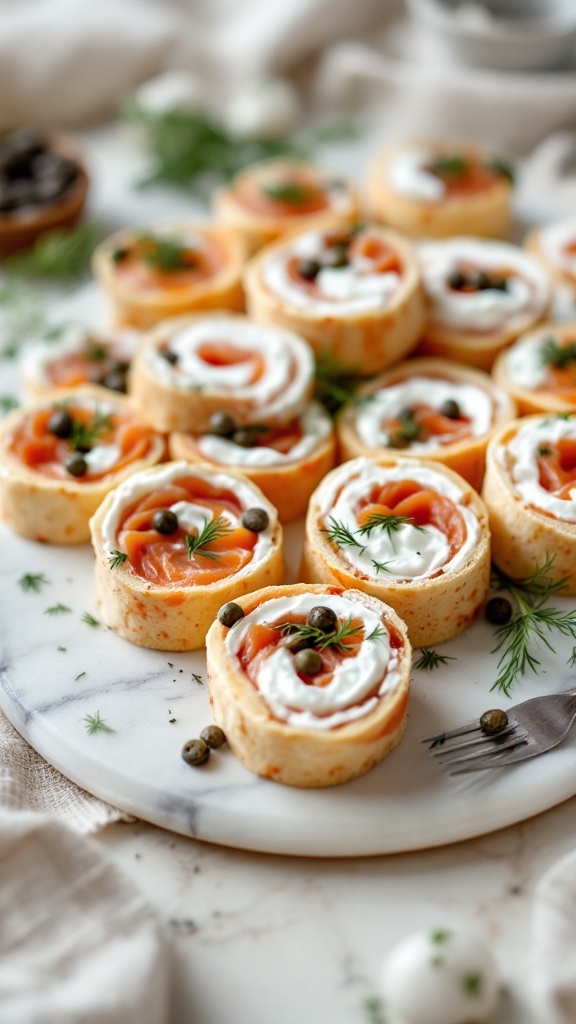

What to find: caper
left=102, top=369, right=127, bottom=393
left=439, top=398, right=461, bottom=420
left=153, top=509, right=179, bottom=535
left=161, top=349, right=178, bottom=365
left=112, top=247, right=129, bottom=265
left=233, top=427, right=259, bottom=448
left=447, top=269, right=468, bottom=290
left=181, top=738, right=210, bottom=766
left=293, top=648, right=323, bottom=675
left=387, top=432, right=410, bottom=450
left=307, top=605, right=337, bottom=634
left=65, top=452, right=88, bottom=477
left=473, top=270, right=492, bottom=291
left=207, top=411, right=236, bottom=437
left=297, top=258, right=321, bottom=281
left=284, top=633, right=316, bottom=653
left=242, top=507, right=269, bottom=532
left=218, top=602, right=244, bottom=627
left=480, top=709, right=509, bottom=735
left=200, top=725, right=227, bottom=749
left=485, top=596, right=512, bottom=625
left=47, top=408, right=73, bottom=439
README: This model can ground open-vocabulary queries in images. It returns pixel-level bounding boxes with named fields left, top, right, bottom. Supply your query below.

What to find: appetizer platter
left=2, top=135, right=576, bottom=856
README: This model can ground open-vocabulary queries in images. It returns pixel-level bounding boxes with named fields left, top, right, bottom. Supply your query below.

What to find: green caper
left=181, top=738, right=210, bottom=766
left=480, top=709, right=509, bottom=735
left=293, top=648, right=323, bottom=675
left=242, top=507, right=269, bottom=532
left=200, top=725, right=227, bottom=749
left=307, top=605, right=337, bottom=634
left=65, top=452, right=88, bottom=477
left=207, top=411, right=236, bottom=437
left=485, top=597, right=512, bottom=625
left=218, top=602, right=244, bottom=627
left=153, top=509, right=179, bottom=535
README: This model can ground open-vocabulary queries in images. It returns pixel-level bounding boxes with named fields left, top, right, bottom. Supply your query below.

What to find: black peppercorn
left=207, top=411, right=236, bottom=437
left=153, top=509, right=179, bottom=535
left=485, top=596, right=512, bottom=625
left=47, top=409, right=73, bottom=439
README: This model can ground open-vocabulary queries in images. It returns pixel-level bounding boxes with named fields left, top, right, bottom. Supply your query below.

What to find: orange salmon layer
left=115, top=234, right=226, bottom=293
left=117, top=477, right=259, bottom=587
left=538, top=437, right=576, bottom=500
left=46, top=347, right=128, bottom=389
left=165, top=339, right=267, bottom=387
left=352, top=478, right=466, bottom=564
left=235, top=179, right=331, bottom=217
left=10, top=406, right=153, bottom=481
left=237, top=614, right=403, bottom=712
left=288, top=231, right=403, bottom=294
left=538, top=355, right=576, bottom=403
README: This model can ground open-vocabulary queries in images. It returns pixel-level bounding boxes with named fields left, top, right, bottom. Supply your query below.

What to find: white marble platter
left=2, top=511, right=576, bottom=858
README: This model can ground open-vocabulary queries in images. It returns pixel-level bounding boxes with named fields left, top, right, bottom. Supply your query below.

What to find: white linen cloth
left=0, top=712, right=171, bottom=1024
left=1, top=0, right=576, bottom=151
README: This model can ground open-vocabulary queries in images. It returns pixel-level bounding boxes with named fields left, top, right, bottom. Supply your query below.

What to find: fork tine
left=430, top=723, right=517, bottom=758
left=421, top=720, right=481, bottom=745
left=435, top=731, right=529, bottom=766
left=449, top=742, right=533, bottom=775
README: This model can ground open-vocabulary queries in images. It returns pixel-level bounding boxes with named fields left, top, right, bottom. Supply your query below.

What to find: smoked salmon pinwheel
left=90, top=461, right=283, bottom=650
left=483, top=414, right=576, bottom=593
left=338, top=357, right=516, bottom=491
left=213, top=158, right=359, bottom=254
left=0, top=386, right=163, bottom=544
left=92, top=223, right=246, bottom=329
left=493, top=323, right=576, bottom=415
left=129, top=312, right=315, bottom=434
left=169, top=401, right=336, bottom=523
left=206, top=583, right=411, bottom=787
left=22, top=324, right=141, bottom=399
left=301, top=457, right=490, bottom=646
left=417, top=238, right=551, bottom=371
left=526, top=217, right=576, bottom=292
left=366, top=141, right=513, bottom=240
left=243, top=220, right=425, bottom=376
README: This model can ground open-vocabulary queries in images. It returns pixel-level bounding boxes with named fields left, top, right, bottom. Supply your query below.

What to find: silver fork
left=422, top=689, right=576, bottom=775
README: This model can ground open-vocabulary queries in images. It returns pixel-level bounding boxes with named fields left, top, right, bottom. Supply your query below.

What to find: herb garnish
left=414, top=648, right=456, bottom=671
left=18, top=572, right=50, bottom=592
left=388, top=408, right=423, bottom=448
left=0, top=395, right=18, bottom=414
left=74, top=671, right=86, bottom=682
left=540, top=336, right=576, bottom=369
left=323, top=516, right=366, bottom=552
left=81, top=611, right=100, bottom=628
left=487, top=155, right=515, bottom=184
left=313, top=351, right=365, bottom=416
left=185, top=515, right=232, bottom=561
left=279, top=616, right=368, bottom=653
left=57, top=646, right=67, bottom=652
left=490, top=555, right=576, bottom=696
left=363, top=997, right=387, bottom=1024
left=463, top=972, right=483, bottom=997
left=135, top=234, right=194, bottom=272
left=69, top=408, right=114, bottom=451
left=358, top=512, right=426, bottom=539
left=428, top=155, right=469, bottom=178
left=84, top=711, right=115, bottom=735
left=372, top=559, right=392, bottom=575
left=192, top=673, right=203, bottom=686
left=262, top=182, right=314, bottom=204
left=430, top=929, right=451, bottom=944
left=5, top=223, right=100, bottom=279
left=108, top=550, right=128, bottom=569
left=44, top=603, right=72, bottom=616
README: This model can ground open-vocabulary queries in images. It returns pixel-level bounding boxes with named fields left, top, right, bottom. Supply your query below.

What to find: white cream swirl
left=354, top=376, right=508, bottom=451
left=386, top=148, right=446, bottom=203
left=262, top=229, right=401, bottom=316
left=498, top=416, right=576, bottom=521
left=419, top=238, right=549, bottom=332
left=99, top=460, right=277, bottom=566
left=196, top=402, right=332, bottom=467
left=537, top=218, right=576, bottom=277
left=316, top=458, right=480, bottom=582
left=147, top=316, right=313, bottom=423
left=503, top=327, right=576, bottom=391
left=226, top=591, right=402, bottom=731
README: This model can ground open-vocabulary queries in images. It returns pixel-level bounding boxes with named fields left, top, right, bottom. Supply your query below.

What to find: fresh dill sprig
left=428, top=154, right=469, bottom=177
left=388, top=407, right=423, bottom=448
left=372, top=559, right=392, bottom=575
left=262, top=182, right=314, bottom=204
left=185, top=515, right=231, bottom=561
left=490, top=555, right=576, bottom=696
left=108, top=550, right=128, bottom=569
left=279, top=616, right=367, bottom=653
left=83, top=711, right=115, bottom=735
left=358, top=512, right=426, bottom=539
left=5, top=223, right=101, bottom=279
left=191, top=672, right=203, bottom=685
left=81, top=611, right=100, bottom=628
left=0, top=395, right=18, bottom=414
left=313, top=350, right=364, bottom=416
left=74, top=671, right=86, bottom=682
left=69, top=408, right=114, bottom=451
left=44, top=603, right=72, bottom=616
left=540, top=336, right=576, bottom=369
left=18, top=572, right=50, bottom=593
left=487, top=155, right=515, bottom=184
left=323, top=516, right=366, bottom=552
left=414, top=648, right=456, bottom=671
left=366, top=625, right=387, bottom=642
left=135, top=234, right=194, bottom=272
